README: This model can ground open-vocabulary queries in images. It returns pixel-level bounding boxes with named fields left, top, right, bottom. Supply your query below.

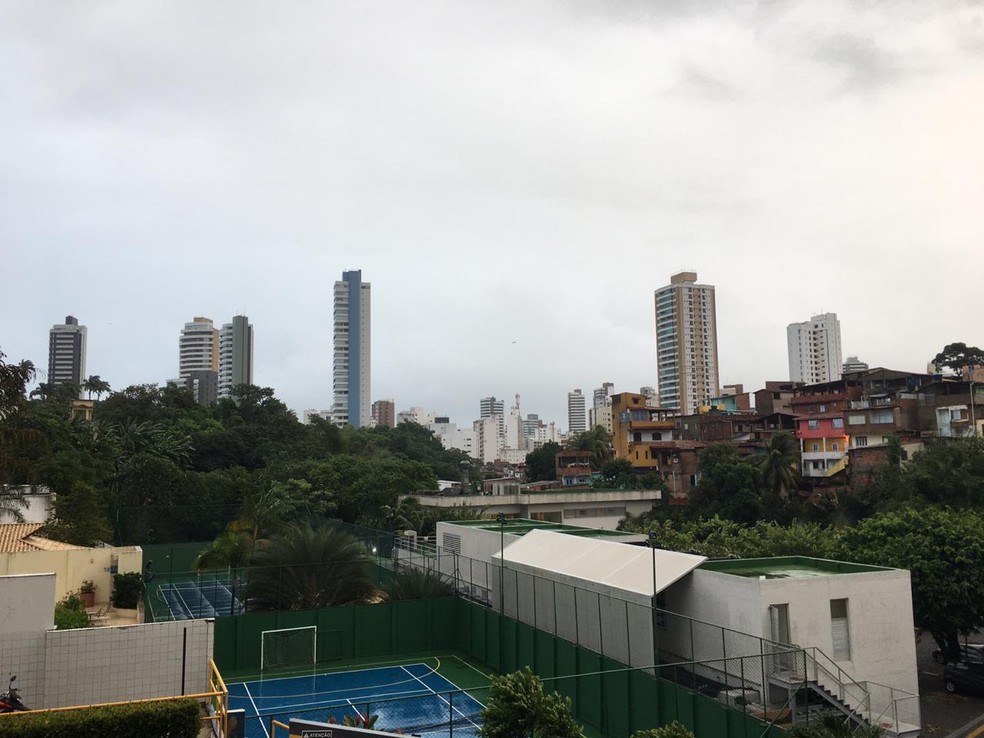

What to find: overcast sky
left=2, top=1, right=983, bottom=431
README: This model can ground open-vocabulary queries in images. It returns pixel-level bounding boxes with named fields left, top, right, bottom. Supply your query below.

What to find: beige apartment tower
left=654, top=272, right=720, bottom=414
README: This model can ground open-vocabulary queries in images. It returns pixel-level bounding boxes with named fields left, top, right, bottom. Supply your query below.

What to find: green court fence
left=214, top=598, right=788, bottom=738
left=214, top=597, right=460, bottom=673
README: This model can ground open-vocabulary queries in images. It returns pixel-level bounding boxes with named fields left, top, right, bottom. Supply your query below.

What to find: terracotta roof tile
left=0, top=524, right=85, bottom=553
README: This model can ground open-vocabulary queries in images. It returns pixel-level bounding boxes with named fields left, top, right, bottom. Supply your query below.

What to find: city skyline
left=2, top=2, right=982, bottom=428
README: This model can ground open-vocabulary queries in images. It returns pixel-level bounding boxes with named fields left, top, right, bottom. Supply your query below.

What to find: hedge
left=112, top=572, right=143, bottom=609
left=0, top=697, right=201, bottom=738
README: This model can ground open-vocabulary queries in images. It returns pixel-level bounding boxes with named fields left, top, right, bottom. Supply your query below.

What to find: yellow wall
left=0, top=545, right=142, bottom=604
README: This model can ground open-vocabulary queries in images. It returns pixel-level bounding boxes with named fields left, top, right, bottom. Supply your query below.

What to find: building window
left=855, top=436, right=868, bottom=447
left=807, top=420, right=820, bottom=430
left=831, top=418, right=844, bottom=429
left=830, top=599, right=851, bottom=660
left=871, top=410, right=893, bottom=424
left=831, top=442, right=839, bottom=451
left=848, top=414, right=865, bottom=425
left=812, top=443, right=819, bottom=452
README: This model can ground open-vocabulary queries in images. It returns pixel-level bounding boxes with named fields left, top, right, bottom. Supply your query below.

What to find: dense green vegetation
left=0, top=350, right=477, bottom=546
left=625, top=434, right=984, bottom=660
left=0, top=698, right=201, bottom=738
left=53, top=592, right=91, bottom=630
left=631, top=723, right=696, bottom=738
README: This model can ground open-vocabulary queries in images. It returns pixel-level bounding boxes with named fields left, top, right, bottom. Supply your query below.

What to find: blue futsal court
left=228, top=663, right=485, bottom=738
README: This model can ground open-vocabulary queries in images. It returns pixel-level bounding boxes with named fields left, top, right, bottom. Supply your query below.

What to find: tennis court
left=151, top=578, right=245, bottom=620
left=229, top=662, right=485, bottom=738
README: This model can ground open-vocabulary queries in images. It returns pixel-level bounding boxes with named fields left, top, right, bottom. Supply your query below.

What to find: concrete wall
left=0, top=545, right=142, bottom=603
left=758, top=569, right=917, bottom=695
left=0, top=573, right=213, bottom=710
left=43, top=619, right=214, bottom=708
left=680, top=568, right=918, bottom=696
left=0, top=573, right=55, bottom=709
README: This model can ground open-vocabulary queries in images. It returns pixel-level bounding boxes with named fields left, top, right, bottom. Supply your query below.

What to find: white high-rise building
left=787, top=313, right=843, bottom=385
left=479, top=396, right=504, bottom=419
left=479, top=395, right=505, bottom=442
left=655, top=272, right=719, bottom=414
left=590, top=382, right=615, bottom=433
left=567, top=389, right=587, bottom=435
left=48, top=315, right=87, bottom=390
left=218, top=315, right=254, bottom=399
left=332, top=270, right=371, bottom=428
left=179, top=317, right=218, bottom=380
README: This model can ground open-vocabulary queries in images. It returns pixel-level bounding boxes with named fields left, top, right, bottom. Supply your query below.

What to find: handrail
left=806, top=647, right=870, bottom=716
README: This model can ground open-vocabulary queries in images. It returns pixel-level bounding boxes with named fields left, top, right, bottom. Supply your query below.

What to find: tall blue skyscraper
left=332, top=270, right=371, bottom=427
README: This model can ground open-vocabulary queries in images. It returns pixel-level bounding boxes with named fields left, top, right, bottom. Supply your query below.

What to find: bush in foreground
left=0, top=698, right=201, bottom=738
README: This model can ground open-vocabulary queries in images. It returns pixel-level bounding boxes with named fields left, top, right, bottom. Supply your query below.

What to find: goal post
left=260, top=625, right=317, bottom=672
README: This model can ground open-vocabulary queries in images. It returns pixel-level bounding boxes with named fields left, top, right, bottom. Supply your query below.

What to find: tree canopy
left=835, top=507, right=984, bottom=662
left=932, top=342, right=984, bottom=375
left=0, top=353, right=472, bottom=547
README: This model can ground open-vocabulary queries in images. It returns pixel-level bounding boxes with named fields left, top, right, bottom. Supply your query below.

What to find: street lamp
left=649, top=530, right=659, bottom=671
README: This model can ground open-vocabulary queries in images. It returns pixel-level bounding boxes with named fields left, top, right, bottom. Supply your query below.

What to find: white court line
left=241, top=660, right=429, bottom=686
left=242, top=682, right=270, bottom=738
left=399, top=666, right=482, bottom=729
left=255, top=687, right=429, bottom=716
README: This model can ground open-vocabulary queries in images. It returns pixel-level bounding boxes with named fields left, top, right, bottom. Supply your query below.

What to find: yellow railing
left=0, top=658, right=228, bottom=736
left=272, top=718, right=290, bottom=737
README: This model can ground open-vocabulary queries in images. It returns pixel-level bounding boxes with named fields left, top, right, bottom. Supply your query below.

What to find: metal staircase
left=769, top=647, right=921, bottom=738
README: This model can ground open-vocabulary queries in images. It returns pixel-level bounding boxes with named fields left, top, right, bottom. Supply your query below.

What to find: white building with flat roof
left=787, top=312, right=843, bottom=385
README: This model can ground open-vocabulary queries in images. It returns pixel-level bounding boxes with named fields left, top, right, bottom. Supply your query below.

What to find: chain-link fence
left=392, top=529, right=919, bottom=734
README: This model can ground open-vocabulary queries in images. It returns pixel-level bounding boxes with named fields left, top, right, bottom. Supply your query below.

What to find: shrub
left=54, top=592, right=91, bottom=630
left=479, top=667, right=581, bottom=738
left=0, top=697, right=201, bottom=737
left=632, top=722, right=696, bottom=738
left=112, top=572, right=143, bottom=608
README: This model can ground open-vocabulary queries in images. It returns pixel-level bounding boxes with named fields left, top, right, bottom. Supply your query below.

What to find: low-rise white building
left=412, top=520, right=919, bottom=736
left=411, top=488, right=661, bottom=529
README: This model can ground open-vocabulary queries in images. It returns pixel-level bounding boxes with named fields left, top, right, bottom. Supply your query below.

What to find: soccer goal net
left=260, top=625, right=317, bottom=672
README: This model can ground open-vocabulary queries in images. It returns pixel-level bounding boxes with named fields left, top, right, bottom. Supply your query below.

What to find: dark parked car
left=932, top=643, right=984, bottom=664
left=945, top=661, right=984, bottom=695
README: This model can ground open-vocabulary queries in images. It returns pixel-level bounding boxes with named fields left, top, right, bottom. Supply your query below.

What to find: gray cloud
left=2, top=1, right=983, bottom=427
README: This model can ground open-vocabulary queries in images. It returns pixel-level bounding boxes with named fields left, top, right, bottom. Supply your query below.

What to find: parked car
left=932, top=643, right=984, bottom=664
left=945, top=660, right=984, bottom=695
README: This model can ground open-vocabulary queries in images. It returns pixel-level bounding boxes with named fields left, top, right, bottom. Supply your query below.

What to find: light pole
left=497, top=512, right=506, bottom=673
left=649, top=530, right=659, bottom=671
left=497, top=513, right=505, bottom=616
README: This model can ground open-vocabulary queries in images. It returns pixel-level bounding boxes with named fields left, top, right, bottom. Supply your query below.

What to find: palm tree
left=230, top=483, right=302, bottom=544
left=194, top=531, right=256, bottom=570
left=567, top=426, right=613, bottom=468
left=83, top=375, right=111, bottom=401
left=244, top=525, right=377, bottom=611
left=0, top=491, right=28, bottom=523
left=384, top=567, right=455, bottom=601
left=756, top=431, right=801, bottom=500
